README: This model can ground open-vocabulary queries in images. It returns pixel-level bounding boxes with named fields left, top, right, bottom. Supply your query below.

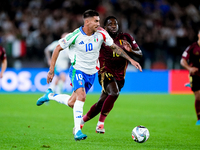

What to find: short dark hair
left=104, top=16, right=117, bottom=26
left=83, top=9, right=99, bottom=19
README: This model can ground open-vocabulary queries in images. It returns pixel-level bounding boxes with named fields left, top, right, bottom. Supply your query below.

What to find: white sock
left=48, top=79, right=56, bottom=92
left=80, top=118, right=85, bottom=125
left=49, top=84, right=55, bottom=92
left=73, top=100, right=84, bottom=134
left=55, top=80, right=64, bottom=94
left=48, top=93, right=70, bottom=106
left=97, top=121, right=104, bottom=126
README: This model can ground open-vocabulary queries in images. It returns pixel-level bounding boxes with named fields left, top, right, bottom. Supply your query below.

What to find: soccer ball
left=132, top=125, right=150, bottom=143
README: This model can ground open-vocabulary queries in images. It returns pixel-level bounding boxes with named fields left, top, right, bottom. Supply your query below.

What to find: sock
left=48, top=93, right=70, bottom=106
left=55, top=80, right=64, bottom=94
left=195, top=99, right=200, bottom=120
left=83, top=103, right=102, bottom=123
left=49, top=82, right=56, bottom=92
left=99, top=95, right=118, bottom=122
left=80, top=118, right=85, bottom=125
left=97, top=121, right=104, bottom=126
left=73, top=100, right=84, bottom=134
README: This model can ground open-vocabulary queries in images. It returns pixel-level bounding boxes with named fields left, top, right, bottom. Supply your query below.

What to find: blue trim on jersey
left=79, top=26, right=86, bottom=35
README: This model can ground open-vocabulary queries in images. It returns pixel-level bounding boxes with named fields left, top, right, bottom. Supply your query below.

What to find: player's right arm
left=180, top=45, right=198, bottom=75
left=180, top=58, right=198, bottom=75
left=47, top=44, right=63, bottom=83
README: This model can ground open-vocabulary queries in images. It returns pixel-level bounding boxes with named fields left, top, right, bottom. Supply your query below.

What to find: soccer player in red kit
left=0, top=46, right=7, bottom=78
left=81, top=16, right=143, bottom=133
left=180, top=29, right=200, bottom=125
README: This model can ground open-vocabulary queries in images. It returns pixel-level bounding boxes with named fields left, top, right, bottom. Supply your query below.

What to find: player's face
left=105, top=18, right=119, bottom=34
left=88, top=16, right=100, bottom=32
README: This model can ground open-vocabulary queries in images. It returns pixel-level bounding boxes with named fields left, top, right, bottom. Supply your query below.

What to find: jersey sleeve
left=182, top=45, right=192, bottom=60
left=97, top=27, right=113, bottom=46
left=123, top=33, right=139, bottom=49
left=58, top=28, right=80, bottom=49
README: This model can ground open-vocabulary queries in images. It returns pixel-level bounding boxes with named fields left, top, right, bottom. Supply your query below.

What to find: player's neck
left=82, top=26, right=94, bottom=36
left=109, top=32, right=118, bottom=39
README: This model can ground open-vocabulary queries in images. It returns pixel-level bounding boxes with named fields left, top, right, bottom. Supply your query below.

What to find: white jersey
left=46, top=40, right=70, bottom=71
left=58, top=26, right=113, bottom=75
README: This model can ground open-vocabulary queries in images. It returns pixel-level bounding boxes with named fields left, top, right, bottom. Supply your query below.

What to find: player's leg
left=36, top=88, right=72, bottom=107
left=96, top=81, right=119, bottom=133
left=194, top=90, right=200, bottom=125
left=55, top=72, right=66, bottom=94
left=37, top=67, right=71, bottom=107
left=82, top=91, right=108, bottom=123
left=73, top=87, right=87, bottom=140
left=191, top=75, right=200, bottom=125
left=71, top=67, right=95, bottom=140
left=48, top=75, right=58, bottom=92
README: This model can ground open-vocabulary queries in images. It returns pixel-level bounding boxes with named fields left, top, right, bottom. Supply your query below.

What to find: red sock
left=83, top=103, right=101, bottom=122
left=195, top=99, right=200, bottom=120
left=99, top=95, right=118, bottom=122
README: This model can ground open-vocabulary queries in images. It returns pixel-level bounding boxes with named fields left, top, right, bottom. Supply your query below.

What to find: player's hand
left=189, top=67, right=198, bottom=75
left=47, top=71, right=54, bottom=84
left=123, top=40, right=132, bottom=52
left=130, top=59, right=142, bottom=72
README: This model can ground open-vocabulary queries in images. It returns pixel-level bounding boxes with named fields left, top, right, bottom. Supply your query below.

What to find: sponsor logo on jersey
left=79, top=41, right=84, bottom=44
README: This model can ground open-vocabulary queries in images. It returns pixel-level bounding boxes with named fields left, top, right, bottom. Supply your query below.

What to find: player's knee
left=68, top=102, right=74, bottom=108
left=195, top=94, right=200, bottom=101
left=109, top=91, right=119, bottom=97
left=195, top=91, right=200, bottom=100
left=77, top=93, right=86, bottom=102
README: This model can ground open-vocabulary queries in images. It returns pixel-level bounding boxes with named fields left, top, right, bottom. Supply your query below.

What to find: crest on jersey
left=94, top=35, right=98, bottom=42
left=79, top=81, right=83, bottom=85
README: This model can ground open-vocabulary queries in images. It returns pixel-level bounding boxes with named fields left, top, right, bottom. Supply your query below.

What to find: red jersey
left=182, top=42, right=200, bottom=70
left=0, top=46, right=6, bottom=61
left=98, top=32, right=138, bottom=81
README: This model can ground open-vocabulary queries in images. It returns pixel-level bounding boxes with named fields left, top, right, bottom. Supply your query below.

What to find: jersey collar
left=79, top=26, right=87, bottom=35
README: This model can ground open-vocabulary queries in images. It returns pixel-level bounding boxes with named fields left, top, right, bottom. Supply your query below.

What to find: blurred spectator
left=0, top=0, right=199, bottom=69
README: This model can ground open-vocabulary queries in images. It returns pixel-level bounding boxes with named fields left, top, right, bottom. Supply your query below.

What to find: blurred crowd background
left=0, top=0, right=200, bottom=69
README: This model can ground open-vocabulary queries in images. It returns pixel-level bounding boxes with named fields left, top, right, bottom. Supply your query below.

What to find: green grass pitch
left=0, top=93, right=200, bottom=150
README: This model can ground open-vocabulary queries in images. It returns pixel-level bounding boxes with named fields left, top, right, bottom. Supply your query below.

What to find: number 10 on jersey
left=86, top=43, right=93, bottom=52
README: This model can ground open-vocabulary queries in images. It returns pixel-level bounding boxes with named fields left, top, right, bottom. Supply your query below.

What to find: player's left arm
left=109, top=43, right=142, bottom=72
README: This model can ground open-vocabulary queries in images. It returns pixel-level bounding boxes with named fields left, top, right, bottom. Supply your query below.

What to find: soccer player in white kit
left=36, top=9, right=142, bottom=141
left=44, top=33, right=70, bottom=94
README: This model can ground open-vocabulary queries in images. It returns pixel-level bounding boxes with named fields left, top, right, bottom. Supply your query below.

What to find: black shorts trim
left=98, top=72, right=125, bottom=93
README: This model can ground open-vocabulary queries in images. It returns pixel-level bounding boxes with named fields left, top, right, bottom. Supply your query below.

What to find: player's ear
left=84, top=18, right=89, bottom=26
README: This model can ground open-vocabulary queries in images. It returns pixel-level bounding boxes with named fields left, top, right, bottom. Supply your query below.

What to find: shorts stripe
left=71, top=68, right=76, bottom=87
